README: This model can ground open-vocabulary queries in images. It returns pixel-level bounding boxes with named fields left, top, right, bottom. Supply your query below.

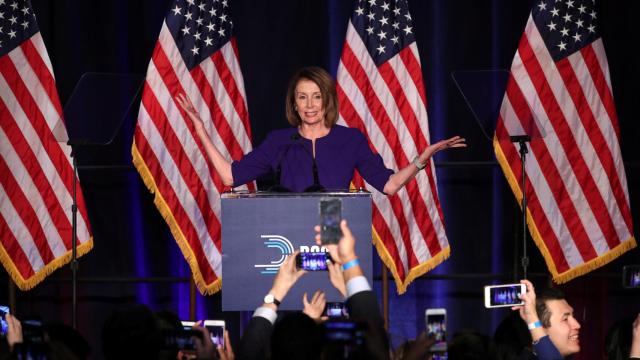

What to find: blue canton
left=0, top=0, right=38, bottom=57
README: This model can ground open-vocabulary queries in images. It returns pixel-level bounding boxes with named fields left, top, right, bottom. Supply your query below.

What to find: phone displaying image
left=0, top=305, right=9, bottom=337
left=425, top=308, right=447, bottom=352
left=622, top=265, right=640, bottom=288
left=203, top=320, right=225, bottom=348
left=325, top=302, right=348, bottom=318
left=319, top=198, right=342, bottom=245
left=21, top=318, right=45, bottom=344
left=162, top=321, right=202, bottom=350
left=296, top=252, right=331, bottom=271
left=484, top=283, right=526, bottom=308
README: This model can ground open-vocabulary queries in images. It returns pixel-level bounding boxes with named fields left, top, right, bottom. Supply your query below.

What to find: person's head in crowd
left=271, top=312, right=323, bottom=360
left=447, top=329, right=497, bottom=360
left=493, top=312, right=533, bottom=360
left=605, top=315, right=634, bottom=360
left=101, top=304, right=163, bottom=360
left=535, top=287, right=581, bottom=357
left=43, top=321, right=91, bottom=360
left=285, top=66, right=339, bottom=128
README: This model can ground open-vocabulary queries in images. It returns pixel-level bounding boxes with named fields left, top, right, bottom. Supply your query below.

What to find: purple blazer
left=231, top=125, right=394, bottom=193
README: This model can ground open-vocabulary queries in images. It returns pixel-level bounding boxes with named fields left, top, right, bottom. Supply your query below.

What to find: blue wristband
left=527, top=320, right=542, bottom=330
left=341, top=258, right=360, bottom=271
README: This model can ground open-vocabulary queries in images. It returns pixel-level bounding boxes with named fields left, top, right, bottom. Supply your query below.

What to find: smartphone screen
left=426, top=309, right=447, bottom=352
left=0, top=305, right=9, bottom=336
left=296, top=252, right=330, bottom=271
left=203, top=320, right=225, bottom=348
left=21, top=318, right=45, bottom=344
left=623, top=265, right=640, bottom=288
left=484, top=284, right=525, bottom=308
left=319, top=198, right=342, bottom=245
left=325, top=302, right=348, bottom=318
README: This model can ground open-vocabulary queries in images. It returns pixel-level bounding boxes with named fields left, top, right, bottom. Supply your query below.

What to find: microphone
left=268, top=133, right=300, bottom=192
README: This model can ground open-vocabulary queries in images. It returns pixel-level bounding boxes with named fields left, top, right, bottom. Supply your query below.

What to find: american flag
left=132, top=0, right=253, bottom=294
left=337, top=0, right=449, bottom=293
left=494, top=0, right=635, bottom=282
left=0, top=0, right=93, bottom=290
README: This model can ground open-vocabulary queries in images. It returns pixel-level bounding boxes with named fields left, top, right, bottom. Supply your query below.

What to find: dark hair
left=493, top=312, right=533, bottom=360
left=448, top=329, right=498, bottom=360
left=285, top=66, right=339, bottom=127
left=604, top=316, right=634, bottom=360
left=535, top=287, right=566, bottom=328
left=271, top=312, right=323, bottom=360
left=101, top=304, right=163, bottom=360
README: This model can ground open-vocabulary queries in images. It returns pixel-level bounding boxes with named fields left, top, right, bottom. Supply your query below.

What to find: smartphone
left=325, top=302, right=348, bottom=318
left=296, top=251, right=331, bottom=271
left=425, top=308, right=447, bottom=352
left=21, top=318, right=45, bottom=344
left=0, top=305, right=9, bottom=336
left=319, top=198, right=342, bottom=245
left=322, top=320, right=364, bottom=345
left=622, top=265, right=640, bottom=288
left=162, top=321, right=203, bottom=350
left=484, top=283, right=526, bottom=308
left=203, top=320, right=225, bottom=348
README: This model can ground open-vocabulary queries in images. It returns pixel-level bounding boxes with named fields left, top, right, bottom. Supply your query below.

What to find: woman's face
left=294, top=79, right=325, bottom=126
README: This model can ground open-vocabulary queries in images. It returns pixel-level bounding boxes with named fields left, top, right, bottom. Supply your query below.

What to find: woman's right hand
left=176, top=93, right=205, bottom=129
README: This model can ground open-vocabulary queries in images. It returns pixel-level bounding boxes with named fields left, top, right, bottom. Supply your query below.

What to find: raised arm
left=383, top=135, right=466, bottom=195
left=175, top=93, right=234, bottom=186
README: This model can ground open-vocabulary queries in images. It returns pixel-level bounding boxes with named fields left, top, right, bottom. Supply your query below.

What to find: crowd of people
left=2, top=220, right=640, bottom=359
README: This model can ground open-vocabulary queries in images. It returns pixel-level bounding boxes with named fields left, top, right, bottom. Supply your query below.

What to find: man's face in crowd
left=545, top=299, right=581, bottom=357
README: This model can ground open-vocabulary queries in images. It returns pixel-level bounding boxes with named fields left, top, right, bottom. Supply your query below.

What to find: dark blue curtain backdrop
left=1, top=1, right=639, bottom=359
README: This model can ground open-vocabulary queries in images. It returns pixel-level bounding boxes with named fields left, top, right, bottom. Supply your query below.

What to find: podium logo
left=254, top=235, right=294, bottom=275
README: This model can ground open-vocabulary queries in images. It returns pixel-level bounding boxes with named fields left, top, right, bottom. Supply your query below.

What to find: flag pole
left=70, top=150, right=79, bottom=329
left=510, top=135, right=530, bottom=279
left=382, top=264, right=389, bottom=331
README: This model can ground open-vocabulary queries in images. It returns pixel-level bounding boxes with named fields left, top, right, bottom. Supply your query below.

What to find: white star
left=21, top=20, right=28, bottom=29
left=194, top=31, right=201, bottom=40
left=0, top=0, right=4, bottom=5
left=222, top=0, right=228, bottom=7
left=218, top=28, right=225, bottom=36
left=557, top=41, right=566, bottom=51
left=376, top=30, right=387, bottom=40
left=185, top=12, right=193, bottom=20
left=575, top=19, right=583, bottom=28
left=204, top=37, right=213, bottom=46
left=379, top=16, right=388, bottom=26
left=191, top=46, right=199, bottom=55
left=587, top=24, right=596, bottom=33
left=368, top=0, right=376, bottom=6
left=0, top=11, right=4, bottom=19
left=376, top=44, right=385, bottom=54
left=206, top=22, right=215, bottom=32
left=9, top=15, right=17, bottom=24
left=403, top=25, right=412, bottom=35
left=589, top=10, right=596, bottom=19
left=572, top=32, right=582, bottom=42
left=220, top=14, right=227, bottom=23
left=381, top=2, right=390, bottom=11
left=393, top=8, right=400, bottom=16
left=560, top=27, right=569, bottom=36
left=367, top=11, right=375, bottom=21
left=577, top=5, right=586, bottom=13
left=196, top=17, right=204, bottom=25
left=198, top=2, right=206, bottom=11
left=10, top=2, right=18, bottom=10
left=537, top=1, right=547, bottom=11
left=8, top=30, right=16, bottom=38
left=21, top=6, right=29, bottom=15
left=391, top=35, right=399, bottom=44
left=392, top=21, right=399, bottom=29
left=355, top=7, right=364, bottom=16
left=547, top=21, right=556, bottom=31
left=562, top=13, right=571, bottom=22
left=181, top=25, right=191, bottom=35
left=566, top=0, right=574, bottom=8
left=171, top=5, right=182, bottom=15
left=404, top=13, right=412, bottom=21
left=209, top=7, right=217, bottom=17
left=186, top=0, right=195, bottom=5
left=550, top=7, right=559, bottom=16
left=366, top=26, right=374, bottom=35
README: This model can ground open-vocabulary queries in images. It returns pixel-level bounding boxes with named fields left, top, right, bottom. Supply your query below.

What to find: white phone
left=204, top=320, right=225, bottom=348
left=425, top=308, right=447, bottom=352
left=484, top=283, right=526, bottom=308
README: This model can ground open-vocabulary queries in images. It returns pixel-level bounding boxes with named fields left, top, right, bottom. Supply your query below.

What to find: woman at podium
left=176, top=67, right=465, bottom=194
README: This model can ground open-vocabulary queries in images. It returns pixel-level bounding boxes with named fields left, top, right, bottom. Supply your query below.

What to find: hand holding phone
left=319, top=198, right=342, bottom=245
left=325, top=302, right=348, bottom=318
left=425, top=308, right=447, bottom=352
left=484, top=283, right=526, bottom=308
left=0, top=305, right=9, bottom=337
left=623, top=265, right=640, bottom=288
left=203, top=320, right=225, bottom=348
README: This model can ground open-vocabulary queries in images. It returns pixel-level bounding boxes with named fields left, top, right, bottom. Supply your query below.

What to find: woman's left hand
left=421, top=136, right=466, bottom=159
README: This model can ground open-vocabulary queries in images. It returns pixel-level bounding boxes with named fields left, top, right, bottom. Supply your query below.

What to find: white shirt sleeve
left=252, top=306, right=278, bottom=325
left=346, top=275, right=371, bottom=298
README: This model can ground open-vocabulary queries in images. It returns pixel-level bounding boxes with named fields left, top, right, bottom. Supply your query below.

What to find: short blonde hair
left=285, top=67, right=339, bottom=127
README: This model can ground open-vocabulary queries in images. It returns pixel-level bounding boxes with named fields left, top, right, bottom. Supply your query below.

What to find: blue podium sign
left=221, top=192, right=372, bottom=311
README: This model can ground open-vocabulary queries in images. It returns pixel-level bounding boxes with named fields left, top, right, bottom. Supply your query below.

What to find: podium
left=221, top=191, right=372, bottom=311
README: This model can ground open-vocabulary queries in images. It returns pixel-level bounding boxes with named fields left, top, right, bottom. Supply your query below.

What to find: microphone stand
left=510, top=135, right=531, bottom=280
